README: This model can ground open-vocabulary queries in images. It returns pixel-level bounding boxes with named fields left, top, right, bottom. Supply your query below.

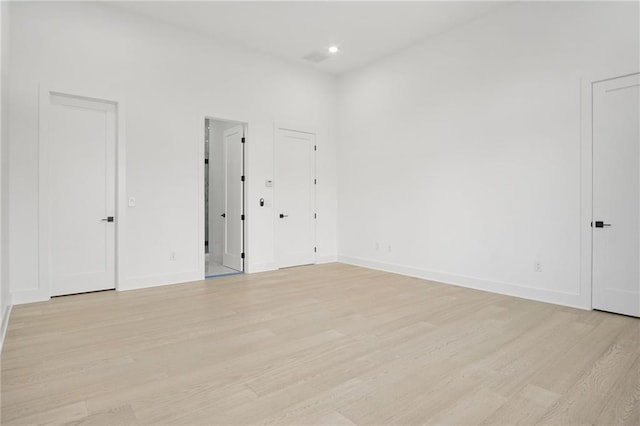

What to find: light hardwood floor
left=1, top=263, right=639, bottom=425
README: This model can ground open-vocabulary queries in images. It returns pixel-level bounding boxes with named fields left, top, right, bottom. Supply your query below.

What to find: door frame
left=273, top=124, right=318, bottom=268
left=198, top=112, right=248, bottom=278
left=38, top=84, right=127, bottom=301
left=580, top=70, right=640, bottom=311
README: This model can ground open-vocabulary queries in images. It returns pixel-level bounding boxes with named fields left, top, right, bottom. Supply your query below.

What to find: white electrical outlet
left=170, top=252, right=176, bottom=261
left=534, top=260, right=542, bottom=272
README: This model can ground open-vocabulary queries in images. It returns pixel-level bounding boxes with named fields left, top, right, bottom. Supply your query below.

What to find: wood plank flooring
left=1, top=263, right=639, bottom=425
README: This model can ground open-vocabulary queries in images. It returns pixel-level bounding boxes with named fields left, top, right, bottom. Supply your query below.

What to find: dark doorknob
left=279, top=213, right=288, bottom=218
left=101, top=216, right=114, bottom=222
left=592, top=221, right=612, bottom=228
left=221, top=213, right=226, bottom=218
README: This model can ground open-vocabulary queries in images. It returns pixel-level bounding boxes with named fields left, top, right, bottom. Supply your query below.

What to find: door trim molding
left=580, top=70, right=640, bottom=311
left=273, top=124, right=318, bottom=268
left=198, top=112, right=249, bottom=279
left=38, top=83, right=127, bottom=301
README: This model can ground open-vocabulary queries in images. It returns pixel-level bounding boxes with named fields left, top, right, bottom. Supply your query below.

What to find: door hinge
left=241, top=214, right=245, bottom=221
left=241, top=252, right=245, bottom=259
left=314, top=247, right=317, bottom=253
left=241, top=175, right=245, bottom=182
left=314, top=179, right=317, bottom=185
left=314, top=145, right=317, bottom=151
left=241, top=137, right=246, bottom=144
left=314, top=213, right=317, bottom=219
left=204, top=158, right=209, bottom=165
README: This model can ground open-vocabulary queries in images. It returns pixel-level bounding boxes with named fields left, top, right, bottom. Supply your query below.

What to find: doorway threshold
left=205, top=271, right=242, bottom=279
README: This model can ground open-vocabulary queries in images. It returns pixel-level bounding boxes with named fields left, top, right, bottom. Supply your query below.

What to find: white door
left=275, top=128, right=316, bottom=268
left=592, top=73, right=640, bottom=317
left=44, top=93, right=116, bottom=296
left=222, top=125, right=244, bottom=271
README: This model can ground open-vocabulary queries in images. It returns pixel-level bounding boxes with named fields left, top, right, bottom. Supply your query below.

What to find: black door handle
left=221, top=213, right=226, bottom=218
left=101, top=216, right=114, bottom=222
left=592, top=221, right=612, bottom=228
left=279, top=213, right=288, bottom=218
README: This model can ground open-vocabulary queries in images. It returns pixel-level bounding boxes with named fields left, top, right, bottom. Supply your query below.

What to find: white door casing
left=592, top=73, right=640, bottom=317
left=223, top=125, right=244, bottom=271
left=275, top=128, right=316, bottom=268
left=40, top=92, right=117, bottom=296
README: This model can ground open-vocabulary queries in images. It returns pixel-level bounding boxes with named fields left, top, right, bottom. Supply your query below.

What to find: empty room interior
left=0, top=0, right=639, bottom=424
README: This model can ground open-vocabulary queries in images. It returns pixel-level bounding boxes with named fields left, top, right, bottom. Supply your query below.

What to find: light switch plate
left=128, top=197, right=136, bottom=207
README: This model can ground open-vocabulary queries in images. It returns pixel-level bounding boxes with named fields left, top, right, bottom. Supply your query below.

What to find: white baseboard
left=11, top=258, right=585, bottom=312
left=247, top=256, right=336, bottom=273
left=317, top=254, right=338, bottom=264
left=246, top=262, right=277, bottom=274
left=338, top=255, right=588, bottom=310
left=11, top=288, right=50, bottom=305
left=120, top=270, right=202, bottom=291
left=0, top=298, right=13, bottom=355
left=13, top=271, right=206, bottom=301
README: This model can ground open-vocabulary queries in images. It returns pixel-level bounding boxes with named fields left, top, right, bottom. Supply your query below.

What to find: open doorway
left=204, top=117, right=246, bottom=278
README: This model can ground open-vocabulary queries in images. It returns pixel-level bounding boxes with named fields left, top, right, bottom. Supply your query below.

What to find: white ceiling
left=111, top=1, right=504, bottom=75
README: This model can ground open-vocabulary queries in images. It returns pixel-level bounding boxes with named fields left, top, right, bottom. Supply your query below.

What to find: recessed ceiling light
left=328, top=46, right=340, bottom=54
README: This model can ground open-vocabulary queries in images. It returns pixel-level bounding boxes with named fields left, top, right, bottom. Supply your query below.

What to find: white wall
left=10, top=1, right=637, bottom=311
left=1, top=0, right=12, bottom=343
left=9, top=2, right=338, bottom=303
left=337, top=2, right=640, bottom=309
